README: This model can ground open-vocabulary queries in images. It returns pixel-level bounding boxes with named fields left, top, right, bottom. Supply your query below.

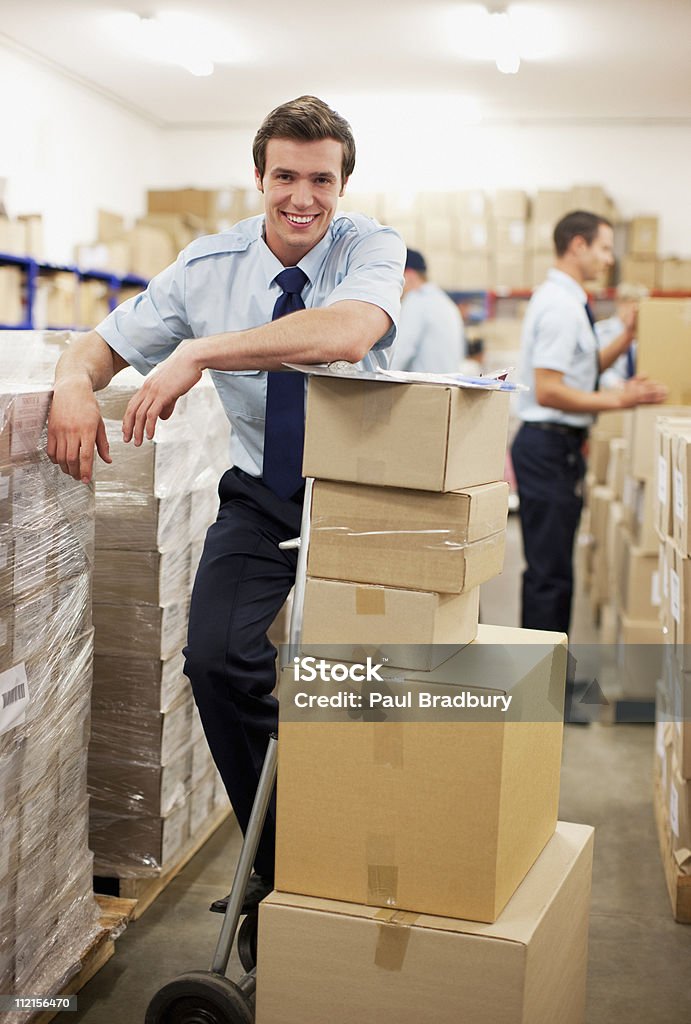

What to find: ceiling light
left=105, top=11, right=252, bottom=75
left=489, top=9, right=521, bottom=74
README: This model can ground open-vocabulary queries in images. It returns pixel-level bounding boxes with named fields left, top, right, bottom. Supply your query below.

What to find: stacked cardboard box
left=88, top=374, right=230, bottom=876
left=255, top=372, right=593, bottom=1022
left=653, top=415, right=691, bottom=911
left=0, top=385, right=100, bottom=1011
left=621, top=216, right=659, bottom=290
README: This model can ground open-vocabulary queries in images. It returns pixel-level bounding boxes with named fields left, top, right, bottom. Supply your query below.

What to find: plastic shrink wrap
left=0, top=376, right=100, bottom=1019
left=90, top=371, right=230, bottom=877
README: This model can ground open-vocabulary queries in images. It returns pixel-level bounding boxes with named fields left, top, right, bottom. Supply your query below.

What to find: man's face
left=256, top=137, right=347, bottom=266
left=579, top=224, right=615, bottom=280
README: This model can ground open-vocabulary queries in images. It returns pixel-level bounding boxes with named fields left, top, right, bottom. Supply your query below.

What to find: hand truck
left=144, top=479, right=314, bottom=1024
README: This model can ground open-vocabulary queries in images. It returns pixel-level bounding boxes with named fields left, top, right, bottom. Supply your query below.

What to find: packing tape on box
left=355, top=586, right=386, bottom=615
left=373, top=909, right=419, bottom=971
left=372, top=723, right=404, bottom=768
left=366, top=833, right=398, bottom=906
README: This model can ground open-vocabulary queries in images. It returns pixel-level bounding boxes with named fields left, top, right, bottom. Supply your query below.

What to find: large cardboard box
left=277, top=623, right=567, bottom=923
left=257, top=822, right=593, bottom=1024
left=301, top=577, right=479, bottom=670
left=638, top=300, right=691, bottom=405
left=457, top=254, right=491, bottom=289
left=308, top=480, right=508, bottom=593
left=620, top=255, right=657, bottom=291
left=494, top=190, right=528, bottom=220
left=492, top=255, right=529, bottom=291
left=616, top=613, right=663, bottom=700
left=93, top=544, right=192, bottom=606
left=658, top=259, right=691, bottom=292
left=628, top=216, right=658, bottom=256
left=302, top=377, right=510, bottom=492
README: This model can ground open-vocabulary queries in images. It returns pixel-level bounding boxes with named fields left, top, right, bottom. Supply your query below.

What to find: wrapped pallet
left=0, top=381, right=100, bottom=1015
left=89, top=372, right=230, bottom=877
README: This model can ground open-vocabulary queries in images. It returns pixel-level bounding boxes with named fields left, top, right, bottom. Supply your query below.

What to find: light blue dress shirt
left=96, top=213, right=405, bottom=476
left=389, top=283, right=465, bottom=373
left=595, top=314, right=634, bottom=388
left=516, top=268, right=599, bottom=428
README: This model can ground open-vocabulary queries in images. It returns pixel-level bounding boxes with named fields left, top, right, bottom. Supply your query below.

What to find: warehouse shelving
left=0, top=251, right=148, bottom=331
left=449, top=286, right=691, bottom=324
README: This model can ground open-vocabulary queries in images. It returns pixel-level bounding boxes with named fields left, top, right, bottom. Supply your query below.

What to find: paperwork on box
left=285, top=362, right=526, bottom=392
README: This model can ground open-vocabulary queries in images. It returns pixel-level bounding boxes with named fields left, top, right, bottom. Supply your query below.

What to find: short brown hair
left=252, top=96, right=356, bottom=185
left=553, top=210, right=612, bottom=256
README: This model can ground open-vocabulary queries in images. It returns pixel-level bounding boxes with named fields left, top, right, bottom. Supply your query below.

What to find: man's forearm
left=54, top=330, right=128, bottom=392
left=536, top=379, right=622, bottom=414
left=188, top=303, right=390, bottom=373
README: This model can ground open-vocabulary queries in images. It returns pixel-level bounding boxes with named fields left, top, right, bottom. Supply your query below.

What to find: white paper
left=670, top=784, right=679, bottom=837
left=651, top=571, right=661, bottom=608
left=285, top=362, right=526, bottom=392
left=0, top=663, right=29, bottom=736
left=658, top=455, right=668, bottom=506
left=674, top=468, right=684, bottom=521
left=671, top=569, right=681, bottom=625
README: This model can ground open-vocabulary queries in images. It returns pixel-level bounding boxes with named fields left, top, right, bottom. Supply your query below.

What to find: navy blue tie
left=584, top=301, right=600, bottom=392
left=625, top=346, right=636, bottom=379
left=262, top=267, right=309, bottom=500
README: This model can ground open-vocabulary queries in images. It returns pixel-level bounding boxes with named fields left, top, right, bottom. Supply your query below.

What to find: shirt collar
left=256, top=216, right=336, bottom=290
left=547, top=267, right=588, bottom=304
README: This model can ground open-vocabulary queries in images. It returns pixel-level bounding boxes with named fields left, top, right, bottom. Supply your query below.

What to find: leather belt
left=523, top=421, right=589, bottom=440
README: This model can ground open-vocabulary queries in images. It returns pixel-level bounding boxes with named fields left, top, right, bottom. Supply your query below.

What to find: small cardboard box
left=625, top=404, right=690, bottom=483
left=494, top=189, right=528, bottom=220
left=258, top=822, right=593, bottom=1024
left=303, top=376, right=510, bottom=492
left=308, top=480, right=508, bottom=594
left=658, top=258, right=691, bottom=292
left=616, top=613, right=663, bottom=700
left=620, top=256, right=657, bottom=291
left=617, top=541, right=660, bottom=621
left=637, top=300, right=691, bottom=406
left=628, top=216, right=658, bottom=256
left=277, top=623, right=566, bottom=923
left=301, top=577, right=479, bottom=671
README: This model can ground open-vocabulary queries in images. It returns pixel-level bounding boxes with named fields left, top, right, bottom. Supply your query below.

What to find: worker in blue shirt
left=512, top=210, right=666, bottom=639
left=47, top=95, right=405, bottom=911
left=389, top=248, right=465, bottom=373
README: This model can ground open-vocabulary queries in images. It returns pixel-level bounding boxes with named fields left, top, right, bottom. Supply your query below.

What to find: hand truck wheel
left=237, top=909, right=258, bottom=973
left=145, top=970, right=254, bottom=1024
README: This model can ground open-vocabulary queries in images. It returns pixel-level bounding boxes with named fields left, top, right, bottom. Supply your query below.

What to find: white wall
left=0, top=42, right=161, bottom=264
left=157, top=120, right=691, bottom=256
left=2, top=39, right=689, bottom=263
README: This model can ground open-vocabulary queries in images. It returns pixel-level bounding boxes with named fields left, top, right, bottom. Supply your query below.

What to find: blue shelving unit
left=0, top=252, right=149, bottom=330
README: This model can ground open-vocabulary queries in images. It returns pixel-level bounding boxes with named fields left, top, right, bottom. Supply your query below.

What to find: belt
left=523, top=421, right=589, bottom=440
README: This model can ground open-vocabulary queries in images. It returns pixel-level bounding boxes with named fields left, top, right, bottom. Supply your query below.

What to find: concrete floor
left=67, top=516, right=691, bottom=1023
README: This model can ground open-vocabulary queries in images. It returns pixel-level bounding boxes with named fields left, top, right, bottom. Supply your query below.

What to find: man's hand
left=618, top=375, right=669, bottom=408
left=122, top=341, right=203, bottom=445
left=47, top=379, right=111, bottom=484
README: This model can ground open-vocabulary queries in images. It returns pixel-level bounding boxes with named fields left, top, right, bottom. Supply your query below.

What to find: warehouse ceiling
left=1, top=0, right=690, bottom=128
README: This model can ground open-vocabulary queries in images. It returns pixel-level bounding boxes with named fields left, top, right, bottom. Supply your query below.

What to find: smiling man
left=48, top=95, right=405, bottom=909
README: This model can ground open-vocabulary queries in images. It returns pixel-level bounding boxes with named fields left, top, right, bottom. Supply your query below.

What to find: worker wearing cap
left=389, top=248, right=465, bottom=373
left=47, top=95, right=405, bottom=910
left=511, top=210, right=666, bottom=637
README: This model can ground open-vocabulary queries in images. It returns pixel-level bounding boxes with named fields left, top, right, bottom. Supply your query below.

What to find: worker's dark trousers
left=183, top=467, right=303, bottom=881
left=511, top=424, right=586, bottom=634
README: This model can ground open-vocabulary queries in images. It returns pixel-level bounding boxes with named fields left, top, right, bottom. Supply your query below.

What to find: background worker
left=389, top=248, right=465, bottom=373
left=595, top=282, right=649, bottom=388
left=46, top=95, right=405, bottom=911
left=511, top=210, right=667, bottom=637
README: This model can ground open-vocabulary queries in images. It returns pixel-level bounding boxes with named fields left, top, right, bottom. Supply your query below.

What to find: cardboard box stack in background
left=652, top=413, right=691, bottom=916
left=254, top=371, right=593, bottom=1022
left=0, top=383, right=101, bottom=1010
left=88, top=372, right=231, bottom=877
